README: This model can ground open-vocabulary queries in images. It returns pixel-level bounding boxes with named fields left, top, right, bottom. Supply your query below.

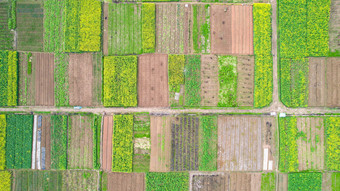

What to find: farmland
left=102, top=115, right=113, bottom=172
left=0, top=2, right=13, bottom=50
left=0, top=50, right=17, bottom=107
left=50, top=115, right=68, bottom=170
left=201, top=55, right=219, bottom=106
left=102, top=172, right=145, bottom=191
left=193, top=4, right=211, bottom=54
left=133, top=114, right=151, bottom=172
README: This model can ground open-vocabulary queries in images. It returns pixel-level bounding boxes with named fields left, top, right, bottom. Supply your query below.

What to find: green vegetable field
left=218, top=56, right=238, bottom=107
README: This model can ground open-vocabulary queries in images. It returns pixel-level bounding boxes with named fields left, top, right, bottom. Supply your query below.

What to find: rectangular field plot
left=218, top=116, right=276, bottom=171
left=150, top=116, right=171, bottom=172
left=34, top=53, right=54, bottom=106
left=192, top=4, right=211, bottom=54
left=133, top=114, right=151, bottom=172
left=329, top=0, right=340, bottom=54
left=0, top=3, right=13, bottom=50
left=211, top=5, right=253, bottom=55
left=201, top=55, right=219, bottom=106
left=102, top=172, right=145, bottom=191
left=138, top=54, right=169, bottom=107
left=308, top=58, right=326, bottom=107
left=237, top=56, right=254, bottom=106
left=326, top=58, right=340, bottom=107
left=102, top=115, right=113, bottom=172
left=16, top=2, right=44, bottom=51
left=105, top=3, right=142, bottom=55
left=170, top=115, right=199, bottom=171
left=155, top=4, right=192, bottom=54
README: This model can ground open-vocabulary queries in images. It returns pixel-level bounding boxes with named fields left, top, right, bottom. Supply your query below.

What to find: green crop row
left=288, top=173, right=322, bottom=191
left=103, top=56, right=137, bottom=107
left=185, top=55, right=201, bottom=107
left=146, top=172, right=189, bottom=191
left=192, top=4, right=210, bottom=54
left=218, top=56, right=237, bottom=107
left=199, top=115, right=217, bottom=171
left=0, top=115, right=5, bottom=170
left=325, top=117, right=340, bottom=171
left=0, top=171, right=11, bottom=190
left=279, top=117, right=299, bottom=172
left=43, top=0, right=64, bottom=52
left=6, top=115, right=33, bottom=169
left=112, top=115, right=133, bottom=173
left=92, top=115, right=101, bottom=170
left=8, top=0, right=16, bottom=30
left=261, top=173, right=276, bottom=191
left=142, top=3, right=155, bottom=53
left=51, top=115, right=68, bottom=170
left=280, top=58, right=309, bottom=107
left=54, top=53, right=69, bottom=107
left=0, top=51, right=17, bottom=107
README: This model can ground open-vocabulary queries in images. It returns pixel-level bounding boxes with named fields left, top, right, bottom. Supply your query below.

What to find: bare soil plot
left=329, top=0, right=340, bottom=53
left=68, top=53, right=93, bottom=106
left=229, top=173, right=261, bottom=191
left=296, top=117, right=325, bottom=171
left=68, top=115, right=94, bottom=169
left=150, top=115, right=171, bottom=172
left=155, top=4, right=192, bottom=54
left=326, top=57, right=340, bottom=107
left=201, top=55, right=219, bottom=106
left=237, top=56, right=254, bottom=106
left=170, top=115, right=199, bottom=171
left=92, top=52, right=103, bottom=106
left=62, top=170, right=99, bottom=191
left=16, top=2, right=44, bottom=51
left=191, top=172, right=229, bottom=191
left=34, top=53, right=54, bottom=106
left=32, top=115, right=51, bottom=170
left=105, top=172, right=145, bottom=191
left=102, top=115, right=113, bottom=172
left=138, top=54, right=169, bottom=107
left=18, top=52, right=35, bottom=106
left=218, top=116, right=276, bottom=171
left=308, top=57, right=326, bottom=107
left=211, top=5, right=253, bottom=55
left=322, top=173, right=332, bottom=191
left=278, top=173, right=288, bottom=191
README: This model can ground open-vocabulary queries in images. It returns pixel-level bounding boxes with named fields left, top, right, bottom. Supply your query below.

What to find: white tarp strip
left=263, top=148, right=268, bottom=171
left=268, top=160, right=273, bottom=170
left=32, top=115, right=38, bottom=169
left=37, top=130, right=41, bottom=170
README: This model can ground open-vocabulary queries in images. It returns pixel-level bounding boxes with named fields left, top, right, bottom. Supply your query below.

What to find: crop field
left=190, top=172, right=228, bottom=191
left=146, top=172, right=189, bottom=191
left=0, top=50, right=17, bottom=107
left=54, top=53, right=69, bottom=107
left=201, top=55, right=219, bottom=106
left=236, top=56, right=254, bottom=107
left=193, top=4, right=210, bottom=53
left=185, top=55, right=201, bottom=107
left=218, top=56, right=238, bottom=107
left=0, top=3, right=13, bottom=50
left=288, top=173, right=322, bottom=191
left=211, top=5, right=253, bottom=55
left=150, top=115, right=171, bottom=172
left=168, top=55, right=185, bottom=107
left=102, top=115, right=113, bottom=172
left=0, top=171, right=11, bottom=190
left=170, top=115, right=199, bottom=171
left=329, top=0, right=340, bottom=55
left=308, top=58, right=326, bottom=107
left=325, top=57, right=340, bottom=107
left=325, top=117, right=340, bottom=171
left=50, top=115, right=68, bottom=170
left=199, top=115, right=218, bottom=171
left=0, top=115, right=5, bottom=170
left=138, top=54, right=169, bottom=107
left=102, top=172, right=145, bottom=191
left=155, top=4, right=192, bottom=54
left=133, top=114, right=151, bottom=172
left=218, top=116, right=276, bottom=171
left=16, top=2, right=44, bottom=51
left=105, top=3, right=142, bottom=55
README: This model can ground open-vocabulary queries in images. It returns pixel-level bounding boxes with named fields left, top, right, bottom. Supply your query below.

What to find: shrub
left=218, top=56, right=237, bottom=107
left=168, top=55, right=185, bottom=93
left=51, top=115, right=68, bottom=170
left=142, top=3, right=155, bottom=53
left=112, top=115, right=133, bottom=173
left=103, top=56, right=137, bottom=107
left=0, top=115, right=6, bottom=170
left=325, top=117, right=340, bottom=171
left=185, top=55, right=201, bottom=107
left=199, top=115, right=217, bottom=171
left=288, top=173, right=322, bottom=191
left=146, top=172, right=189, bottom=191
left=0, top=171, right=11, bottom=190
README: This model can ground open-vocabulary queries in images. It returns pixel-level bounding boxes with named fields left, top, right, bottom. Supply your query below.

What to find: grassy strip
left=54, top=53, right=69, bottom=107
left=307, top=0, right=330, bottom=56
left=185, top=55, right=201, bottom=107
left=142, top=3, right=155, bottom=53
left=288, top=173, right=322, bottom=190
left=199, top=115, right=217, bottom=171
left=103, top=56, right=137, bottom=107
left=218, top=56, right=237, bottom=107
left=0, top=171, right=11, bottom=190
left=332, top=173, right=340, bottom=190
left=0, top=115, right=5, bottom=170
left=112, top=115, right=133, bottom=172
left=253, top=3, right=273, bottom=108
left=325, top=117, right=340, bottom=171
left=51, top=115, right=68, bottom=170
left=93, top=115, right=101, bottom=170
left=146, top=172, right=189, bottom=191
left=261, top=173, right=276, bottom=191
left=8, top=0, right=16, bottom=30
left=279, top=116, right=298, bottom=172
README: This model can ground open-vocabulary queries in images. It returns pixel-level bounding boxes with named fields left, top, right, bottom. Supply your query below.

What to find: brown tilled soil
left=103, top=3, right=109, bottom=56
left=230, top=173, right=261, bottom=191
left=18, top=52, right=35, bottom=106
left=68, top=115, right=94, bottom=169
left=261, top=117, right=276, bottom=171
left=308, top=57, right=326, bottom=107
left=322, top=173, right=332, bottom=191
left=69, top=53, right=93, bottom=106
left=218, top=116, right=262, bottom=171
left=150, top=116, right=171, bottom=172
left=326, top=57, right=340, bottom=107
left=329, top=0, right=340, bottom=52
left=34, top=53, right=55, bottom=106
left=92, top=52, right=103, bottom=106
left=155, top=4, right=192, bottom=54
left=41, top=115, right=51, bottom=170
left=138, top=54, right=169, bottom=107
left=278, top=173, right=288, bottom=191
left=191, top=173, right=229, bottom=191
left=201, top=55, right=219, bottom=106
left=102, top=115, right=113, bottom=172
left=211, top=5, right=253, bottom=55
left=170, top=115, right=199, bottom=171
left=237, top=56, right=254, bottom=106
left=297, top=117, right=325, bottom=171
left=107, top=173, right=145, bottom=191
left=62, top=170, right=99, bottom=190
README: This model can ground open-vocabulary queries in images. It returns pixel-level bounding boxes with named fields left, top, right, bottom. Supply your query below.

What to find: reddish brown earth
left=308, top=57, right=326, bottom=107
left=230, top=173, right=261, bottom=191
left=107, top=173, right=145, bottom=191
left=326, top=57, right=340, bottom=107
left=34, top=53, right=55, bottom=106
left=237, top=56, right=254, bottom=106
left=201, top=55, right=219, bottom=106
left=211, top=5, right=253, bottom=55
left=102, top=115, right=113, bottom=172
left=138, top=54, right=169, bottom=107
left=69, top=53, right=93, bottom=106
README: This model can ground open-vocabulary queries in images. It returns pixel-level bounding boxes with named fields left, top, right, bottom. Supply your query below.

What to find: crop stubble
left=102, top=115, right=113, bottom=172
left=201, top=55, right=219, bottom=106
